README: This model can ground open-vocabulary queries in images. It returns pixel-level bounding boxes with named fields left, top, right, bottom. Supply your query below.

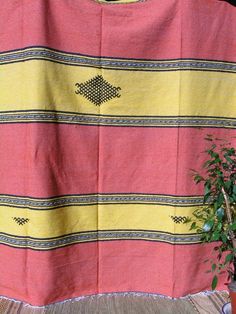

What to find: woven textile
left=0, top=0, right=236, bottom=307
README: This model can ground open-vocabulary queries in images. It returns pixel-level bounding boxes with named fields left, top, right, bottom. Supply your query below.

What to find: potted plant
left=185, top=134, right=236, bottom=313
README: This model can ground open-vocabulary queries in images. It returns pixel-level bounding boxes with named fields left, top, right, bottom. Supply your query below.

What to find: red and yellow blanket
left=0, top=0, right=235, bottom=306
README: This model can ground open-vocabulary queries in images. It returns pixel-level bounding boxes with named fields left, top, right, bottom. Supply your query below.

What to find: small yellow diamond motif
left=75, top=75, right=121, bottom=106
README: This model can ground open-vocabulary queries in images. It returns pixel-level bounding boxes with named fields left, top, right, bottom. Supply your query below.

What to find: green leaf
left=203, top=220, right=214, bottom=232
left=211, top=264, right=216, bottom=272
left=212, top=275, right=218, bottom=290
left=184, top=217, right=191, bottom=224
left=203, top=160, right=212, bottom=168
left=194, top=175, right=204, bottom=184
left=228, top=147, right=235, bottom=155
left=221, top=233, right=228, bottom=244
left=203, top=192, right=212, bottom=203
left=216, top=222, right=222, bottom=231
left=190, top=222, right=197, bottom=230
left=216, top=194, right=224, bottom=208
left=215, top=168, right=223, bottom=175
left=222, top=162, right=229, bottom=170
left=216, top=207, right=224, bottom=219
left=229, top=223, right=236, bottom=231
left=211, top=152, right=219, bottom=159
left=225, top=155, right=234, bottom=163
left=233, top=185, right=236, bottom=194
left=225, top=253, right=233, bottom=264
left=204, top=182, right=211, bottom=195
left=225, top=181, right=232, bottom=190
left=212, top=232, right=220, bottom=241
left=229, top=196, right=235, bottom=203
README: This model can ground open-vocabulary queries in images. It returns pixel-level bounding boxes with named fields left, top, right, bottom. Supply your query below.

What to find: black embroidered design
left=13, top=217, right=29, bottom=225
left=170, top=216, right=188, bottom=224
left=75, top=75, right=121, bottom=106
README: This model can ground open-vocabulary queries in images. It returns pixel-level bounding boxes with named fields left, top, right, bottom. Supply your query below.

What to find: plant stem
left=221, top=187, right=236, bottom=281
left=234, top=258, right=236, bottom=281
left=222, top=187, right=236, bottom=248
left=222, top=187, right=233, bottom=224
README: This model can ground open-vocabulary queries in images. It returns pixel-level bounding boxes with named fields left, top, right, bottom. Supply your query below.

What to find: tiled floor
left=0, top=291, right=230, bottom=314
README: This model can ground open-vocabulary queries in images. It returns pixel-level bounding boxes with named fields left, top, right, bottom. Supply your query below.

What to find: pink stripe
left=0, top=242, right=98, bottom=306
left=0, top=0, right=236, bottom=61
left=0, top=241, right=226, bottom=306
left=0, top=124, right=98, bottom=197
left=99, top=126, right=236, bottom=195
left=99, top=241, right=227, bottom=298
left=0, top=124, right=235, bottom=197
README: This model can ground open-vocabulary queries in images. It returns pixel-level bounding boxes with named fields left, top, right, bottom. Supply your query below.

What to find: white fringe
left=0, top=290, right=229, bottom=309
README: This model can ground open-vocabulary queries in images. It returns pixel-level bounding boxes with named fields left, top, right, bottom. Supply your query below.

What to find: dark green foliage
left=185, top=135, right=236, bottom=289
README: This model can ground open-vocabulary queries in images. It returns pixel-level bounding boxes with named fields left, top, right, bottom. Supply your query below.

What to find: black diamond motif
left=75, top=75, right=121, bottom=106
left=170, top=216, right=188, bottom=224
left=13, top=217, right=29, bottom=225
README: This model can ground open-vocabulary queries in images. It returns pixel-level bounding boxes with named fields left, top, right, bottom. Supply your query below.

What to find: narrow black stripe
left=0, top=229, right=201, bottom=240
left=0, top=230, right=202, bottom=247
left=1, top=46, right=236, bottom=73
left=1, top=45, right=236, bottom=64
left=0, top=121, right=235, bottom=130
left=0, top=109, right=235, bottom=120
left=0, top=193, right=204, bottom=210
left=0, top=231, right=203, bottom=250
left=2, top=57, right=236, bottom=74
left=1, top=111, right=236, bottom=129
left=0, top=238, right=202, bottom=251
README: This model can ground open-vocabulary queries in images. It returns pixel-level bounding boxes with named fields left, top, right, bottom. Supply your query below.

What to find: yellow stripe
left=1, top=204, right=196, bottom=238
left=0, top=61, right=235, bottom=118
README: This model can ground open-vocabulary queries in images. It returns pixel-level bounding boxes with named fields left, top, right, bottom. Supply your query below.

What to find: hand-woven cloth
left=0, top=0, right=235, bottom=307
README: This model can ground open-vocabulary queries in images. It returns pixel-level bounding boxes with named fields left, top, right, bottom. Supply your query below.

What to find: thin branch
left=222, top=187, right=236, bottom=250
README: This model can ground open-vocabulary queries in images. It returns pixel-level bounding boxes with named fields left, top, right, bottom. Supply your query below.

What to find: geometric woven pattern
left=1, top=0, right=236, bottom=306
left=0, top=230, right=202, bottom=250
left=75, top=75, right=121, bottom=106
left=12, top=217, right=29, bottom=225
left=0, top=110, right=236, bottom=129
left=170, top=216, right=188, bottom=224
left=0, top=194, right=203, bottom=209
left=2, top=47, right=236, bottom=74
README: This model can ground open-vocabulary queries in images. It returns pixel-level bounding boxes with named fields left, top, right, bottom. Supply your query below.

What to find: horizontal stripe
left=1, top=0, right=236, bottom=62
left=0, top=193, right=203, bottom=209
left=0, top=110, right=236, bottom=128
left=1, top=47, right=236, bottom=73
left=0, top=241, right=226, bottom=305
left=0, top=203, right=197, bottom=238
left=1, top=62, right=236, bottom=118
left=0, top=230, right=202, bottom=250
left=0, top=124, right=235, bottom=197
